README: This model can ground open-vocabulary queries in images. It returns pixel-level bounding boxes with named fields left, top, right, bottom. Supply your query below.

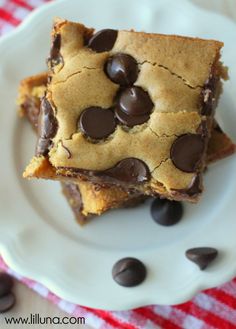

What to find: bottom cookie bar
left=18, top=73, right=235, bottom=224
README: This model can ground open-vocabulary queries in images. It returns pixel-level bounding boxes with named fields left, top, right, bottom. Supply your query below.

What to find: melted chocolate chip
left=151, top=198, right=183, bottom=226
left=115, top=105, right=150, bottom=127
left=186, top=175, right=202, bottom=196
left=118, top=86, right=154, bottom=116
left=88, top=29, right=118, bottom=53
left=0, top=293, right=15, bottom=313
left=0, top=273, right=14, bottom=297
left=79, top=107, right=116, bottom=140
left=170, top=134, right=205, bottom=173
left=186, top=247, right=218, bottom=270
left=36, top=97, right=58, bottom=156
left=36, top=139, right=52, bottom=156
left=62, top=183, right=86, bottom=224
left=49, top=34, right=63, bottom=67
left=101, top=158, right=150, bottom=184
left=201, top=75, right=218, bottom=116
left=38, top=98, right=58, bottom=139
left=105, top=53, right=139, bottom=86
left=173, top=175, right=202, bottom=197
left=112, top=257, right=147, bottom=287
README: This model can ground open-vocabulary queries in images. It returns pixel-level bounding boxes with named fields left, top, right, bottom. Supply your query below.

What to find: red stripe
left=176, top=301, right=236, bottom=329
left=206, top=289, right=236, bottom=309
left=84, top=307, right=138, bottom=329
left=11, top=0, right=34, bottom=11
left=135, top=307, right=182, bottom=329
left=0, top=8, right=21, bottom=26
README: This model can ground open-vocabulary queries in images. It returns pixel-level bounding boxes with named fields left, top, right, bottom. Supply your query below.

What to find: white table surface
left=1, top=0, right=235, bottom=328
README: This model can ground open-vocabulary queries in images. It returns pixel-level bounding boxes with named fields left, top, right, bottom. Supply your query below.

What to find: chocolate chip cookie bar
left=18, top=73, right=145, bottom=224
left=19, top=72, right=235, bottom=221
left=24, top=19, right=228, bottom=202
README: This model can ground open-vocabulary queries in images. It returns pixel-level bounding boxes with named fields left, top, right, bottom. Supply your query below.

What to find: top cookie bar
left=24, top=19, right=226, bottom=201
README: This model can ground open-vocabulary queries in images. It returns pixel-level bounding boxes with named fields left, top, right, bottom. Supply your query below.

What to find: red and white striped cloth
left=1, top=1, right=236, bottom=328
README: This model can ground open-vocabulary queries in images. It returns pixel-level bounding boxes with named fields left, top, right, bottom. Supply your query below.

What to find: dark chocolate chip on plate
left=0, top=273, right=14, bottom=297
left=185, top=247, right=218, bottom=270
left=151, top=198, right=183, bottom=226
left=115, top=105, right=150, bottom=127
left=105, top=53, right=139, bottom=86
left=101, top=158, right=150, bottom=184
left=118, top=86, right=154, bottom=116
left=0, top=292, right=16, bottom=313
left=88, top=29, right=118, bottom=53
left=79, top=107, right=116, bottom=140
left=170, top=134, right=205, bottom=173
left=112, top=257, right=147, bottom=287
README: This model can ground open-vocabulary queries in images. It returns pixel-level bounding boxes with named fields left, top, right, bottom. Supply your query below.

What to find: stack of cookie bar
left=19, top=18, right=235, bottom=225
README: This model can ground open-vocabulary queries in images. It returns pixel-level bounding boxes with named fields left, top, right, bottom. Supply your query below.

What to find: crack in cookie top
left=42, top=19, right=224, bottom=194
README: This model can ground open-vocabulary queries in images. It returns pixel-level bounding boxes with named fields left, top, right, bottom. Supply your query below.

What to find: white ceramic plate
left=0, top=0, right=236, bottom=311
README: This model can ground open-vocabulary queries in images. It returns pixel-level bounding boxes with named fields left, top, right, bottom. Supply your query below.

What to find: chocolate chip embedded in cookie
left=105, top=53, right=139, bottom=86
left=170, top=134, right=205, bottom=173
left=100, top=158, right=150, bottom=184
left=36, top=97, right=58, bottom=156
left=118, top=86, right=154, bottom=116
left=88, top=29, right=118, bottom=52
left=201, top=75, right=219, bottom=116
left=79, top=107, right=116, bottom=140
left=115, top=105, right=150, bottom=127
left=173, top=175, right=202, bottom=198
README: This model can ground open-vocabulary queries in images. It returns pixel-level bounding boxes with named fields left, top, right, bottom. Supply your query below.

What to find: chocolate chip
left=36, top=138, right=52, bottom=156
left=151, top=198, right=183, bottom=226
left=0, top=293, right=15, bottom=313
left=115, top=105, right=150, bottom=127
left=79, top=107, right=116, bottom=140
left=88, top=29, right=118, bottom=53
left=170, top=134, right=205, bottom=173
left=38, top=98, right=58, bottom=139
left=112, top=257, right=147, bottom=287
left=201, top=75, right=218, bottom=116
left=186, top=175, right=202, bottom=196
left=36, top=97, right=58, bottom=156
left=118, top=86, right=154, bottom=116
left=102, top=158, right=150, bottom=183
left=105, top=53, right=139, bottom=86
left=48, top=34, right=63, bottom=67
left=186, top=247, right=218, bottom=270
left=197, top=121, right=208, bottom=139
left=0, top=273, right=14, bottom=297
